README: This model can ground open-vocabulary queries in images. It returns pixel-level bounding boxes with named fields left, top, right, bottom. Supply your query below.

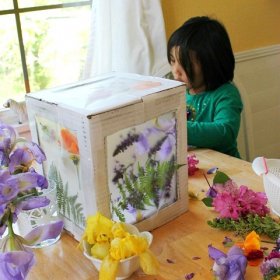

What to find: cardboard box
left=26, top=72, right=188, bottom=240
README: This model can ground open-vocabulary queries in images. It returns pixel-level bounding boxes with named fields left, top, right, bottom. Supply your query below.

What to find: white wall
left=235, top=45, right=280, bottom=161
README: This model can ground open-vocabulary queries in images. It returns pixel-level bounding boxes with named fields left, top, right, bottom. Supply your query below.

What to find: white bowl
left=83, top=224, right=153, bottom=280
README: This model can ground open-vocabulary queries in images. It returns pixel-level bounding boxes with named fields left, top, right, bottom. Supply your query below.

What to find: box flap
left=26, top=72, right=185, bottom=116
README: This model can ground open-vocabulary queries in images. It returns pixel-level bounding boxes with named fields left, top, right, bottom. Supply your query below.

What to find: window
left=0, top=0, right=92, bottom=111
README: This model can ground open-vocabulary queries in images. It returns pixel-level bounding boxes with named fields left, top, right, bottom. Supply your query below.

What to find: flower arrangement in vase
left=0, top=122, right=63, bottom=279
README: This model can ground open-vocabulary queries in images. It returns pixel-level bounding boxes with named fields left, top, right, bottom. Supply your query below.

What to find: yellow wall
left=161, top=0, right=280, bottom=52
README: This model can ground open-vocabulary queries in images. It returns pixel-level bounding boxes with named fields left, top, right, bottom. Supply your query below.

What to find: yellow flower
left=111, top=223, right=127, bottom=239
left=82, top=212, right=159, bottom=279
left=140, top=249, right=160, bottom=275
left=83, top=212, right=114, bottom=245
left=99, top=255, right=119, bottom=280
left=110, top=235, right=147, bottom=260
left=91, top=242, right=110, bottom=260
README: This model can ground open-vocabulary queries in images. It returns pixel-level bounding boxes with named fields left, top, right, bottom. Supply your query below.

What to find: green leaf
left=202, top=197, right=213, bottom=207
left=213, top=171, right=230, bottom=184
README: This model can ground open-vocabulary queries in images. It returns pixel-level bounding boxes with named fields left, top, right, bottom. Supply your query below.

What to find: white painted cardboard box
left=26, top=72, right=188, bottom=240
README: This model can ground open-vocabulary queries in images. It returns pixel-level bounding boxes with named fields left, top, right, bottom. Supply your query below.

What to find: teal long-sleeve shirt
left=186, top=82, right=243, bottom=158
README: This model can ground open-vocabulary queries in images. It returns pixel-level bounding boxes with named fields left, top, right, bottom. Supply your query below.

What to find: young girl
left=167, top=16, right=243, bottom=158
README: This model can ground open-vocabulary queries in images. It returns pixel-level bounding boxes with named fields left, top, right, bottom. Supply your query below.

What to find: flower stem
left=76, top=164, right=81, bottom=190
left=7, top=215, right=16, bottom=251
left=203, top=173, right=211, bottom=187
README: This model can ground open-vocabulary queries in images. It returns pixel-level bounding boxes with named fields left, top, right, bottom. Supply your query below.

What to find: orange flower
left=243, top=231, right=261, bottom=254
left=61, top=128, right=79, bottom=155
left=236, top=231, right=263, bottom=266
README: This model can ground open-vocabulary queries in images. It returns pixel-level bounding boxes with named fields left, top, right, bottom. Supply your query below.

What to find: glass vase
left=16, top=184, right=61, bottom=248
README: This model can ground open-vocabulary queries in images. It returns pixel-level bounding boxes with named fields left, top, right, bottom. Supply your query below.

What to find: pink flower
left=187, top=154, right=199, bottom=176
left=212, top=185, right=270, bottom=219
left=212, top=180, right=238, bottom=195
left=213, top=192, right=241, bottom=219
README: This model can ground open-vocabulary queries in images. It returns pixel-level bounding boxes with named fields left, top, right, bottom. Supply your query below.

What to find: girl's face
left=170, top=47, right=205, bottom=94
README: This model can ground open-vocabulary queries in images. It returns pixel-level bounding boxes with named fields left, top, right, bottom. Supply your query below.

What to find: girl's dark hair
left=167, top=16, right=235, bottom=91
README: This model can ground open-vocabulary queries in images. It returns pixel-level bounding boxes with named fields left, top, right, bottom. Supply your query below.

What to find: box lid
left=26, top=72, right=185, bottom=116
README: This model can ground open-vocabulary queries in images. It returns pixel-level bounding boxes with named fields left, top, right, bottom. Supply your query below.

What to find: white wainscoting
left=234, top=44, right=280, bottom=161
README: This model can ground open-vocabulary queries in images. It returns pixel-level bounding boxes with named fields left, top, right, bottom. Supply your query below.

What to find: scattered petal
left=222, top=236, right=233, bottom=247
left=192, top=256, right=201, bottom=260
left=185, top=272, right=195, bottom=279
left=260, top=247, right=269, bottom=251
left=207, top=167, right=219, bottom=174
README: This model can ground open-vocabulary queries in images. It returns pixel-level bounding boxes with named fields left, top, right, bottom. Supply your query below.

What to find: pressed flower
left=135, top=134, right=149, bottom=155
left=60, top=128, right=79, bottom=155
left=158, top=135, right=175, bottom=160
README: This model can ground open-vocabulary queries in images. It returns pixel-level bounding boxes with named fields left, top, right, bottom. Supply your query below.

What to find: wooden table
left=28, top=149, right=273, bottom=280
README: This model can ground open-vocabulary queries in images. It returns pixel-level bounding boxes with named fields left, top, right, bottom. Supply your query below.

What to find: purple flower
left=0, top=151, right=9, bottom=167
left=0, top=123, right=16, bottom=152
left=25, top=142, right=46, bottom=164
left=9, top=142, right=46, bottom=173
left=208, top=245, right=247, bottom=280
left=158, top=135, right=175, bottom=160
left=260, top=258, right=280, bottom=275
left=0, top=251, right=35, bottom=280
left=207, top=167, right=219, bottom=174
left=0, top=170, right=19, bottom=204
left=23, top=220, right=64, bottom=247
left=15, top=171, right=48, bottom=192
left=17, top=196, right=50, bottom=211
left=127, top=203, right=137, bottom=215
left=206, top=186, right=217, bottom=198
left=135, top=134, right=149, bottom=155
